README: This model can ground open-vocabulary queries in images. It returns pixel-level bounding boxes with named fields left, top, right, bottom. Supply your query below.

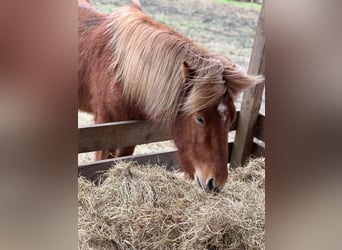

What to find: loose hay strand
left=78, top=158, right=265, bottom=249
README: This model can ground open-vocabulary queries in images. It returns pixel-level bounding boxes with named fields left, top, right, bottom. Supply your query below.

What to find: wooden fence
left=78, top=2, right=265, bottom=180
left=78, top=111, right=264, bottom=180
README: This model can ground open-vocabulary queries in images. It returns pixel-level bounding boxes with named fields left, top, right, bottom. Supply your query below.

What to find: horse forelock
left=105, top=6, right=230, bottom=121
left=181, top=56, right=227, bottom=116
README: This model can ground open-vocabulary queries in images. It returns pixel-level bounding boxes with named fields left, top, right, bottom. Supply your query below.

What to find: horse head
left=171, top=60, right=263, bottom=192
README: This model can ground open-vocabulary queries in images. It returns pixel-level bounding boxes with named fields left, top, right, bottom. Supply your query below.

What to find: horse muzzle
left=195, top=174, right=220, bottom=193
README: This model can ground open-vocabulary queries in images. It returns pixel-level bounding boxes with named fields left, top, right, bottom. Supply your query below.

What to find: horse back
left=78, top=1, right=108, bottom=112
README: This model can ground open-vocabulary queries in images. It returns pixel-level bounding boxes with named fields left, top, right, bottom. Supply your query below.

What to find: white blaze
left=217, top=102, right=227, bottom=121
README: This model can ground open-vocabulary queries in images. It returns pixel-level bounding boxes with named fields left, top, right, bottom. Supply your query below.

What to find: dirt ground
left=78, top=0, right=263, bottom=164
left=92, top=0, right=259, bottom=68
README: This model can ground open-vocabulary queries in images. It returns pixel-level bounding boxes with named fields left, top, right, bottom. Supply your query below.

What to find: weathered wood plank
left=78, top=120, right=170, bottom=153
left=79, top=142, right=237, bottom=180
left=78, top=150, right=178, bottom=180
left=78, top=111, right=240, bottom=154
left=230, top=2, right=265, bottom=168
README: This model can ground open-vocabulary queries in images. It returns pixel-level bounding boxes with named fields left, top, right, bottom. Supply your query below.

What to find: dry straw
left=78, top=158, right=265, bottom=249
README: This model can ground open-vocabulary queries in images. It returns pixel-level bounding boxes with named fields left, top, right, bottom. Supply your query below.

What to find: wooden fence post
left=230, top=2, right=265, bottom=168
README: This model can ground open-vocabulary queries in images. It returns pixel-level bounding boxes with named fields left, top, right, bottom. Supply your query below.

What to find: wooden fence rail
left=78, top=120, right=170, bottom=153
left=79, top=112, right=241, bottom=154
left=79, top=149, right=178, bottom=180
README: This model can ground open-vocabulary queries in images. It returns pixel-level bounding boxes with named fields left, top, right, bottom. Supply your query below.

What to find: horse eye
left=194, top=116, right=205, bottom=125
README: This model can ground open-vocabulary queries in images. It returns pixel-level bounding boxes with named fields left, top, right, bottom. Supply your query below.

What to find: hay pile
left=78, top=158, right=265, bottom=249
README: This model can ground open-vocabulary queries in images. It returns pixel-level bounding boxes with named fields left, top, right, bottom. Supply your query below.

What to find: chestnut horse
left=78, top=0, right=263, bottom=191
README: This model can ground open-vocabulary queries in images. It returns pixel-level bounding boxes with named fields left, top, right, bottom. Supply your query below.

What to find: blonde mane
left=105, top=5, right=263, bottom=121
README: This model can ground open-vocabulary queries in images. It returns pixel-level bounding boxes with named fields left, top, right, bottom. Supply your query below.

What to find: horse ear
left=131, top=0, right=141, bottom=9
left=181, top=61, right=194, bottom=83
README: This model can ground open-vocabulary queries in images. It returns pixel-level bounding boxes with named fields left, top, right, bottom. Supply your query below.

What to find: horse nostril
left=196, top=175, right=205, bottom=191
left=207, top=177, right=216, bottom=192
